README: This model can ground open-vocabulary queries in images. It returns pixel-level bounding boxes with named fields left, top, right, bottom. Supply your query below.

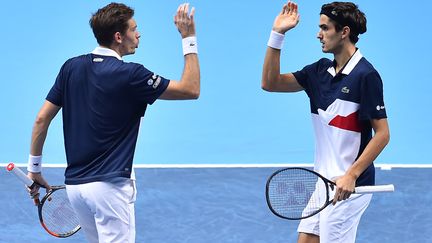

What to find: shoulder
left=357, top=57, right=380, bottom=77
left=61, top=54, right=91, bottom=69
left=299, top=58, right=332, bottom=74
left=124, top=62, right=152, bottom=76
left=308, top=58, right=332, bottom=70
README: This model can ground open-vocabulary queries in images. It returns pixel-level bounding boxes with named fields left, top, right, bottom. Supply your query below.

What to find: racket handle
left=354, top=184, right=395, bottom=193
left=6, top=163, right=35, bottom=188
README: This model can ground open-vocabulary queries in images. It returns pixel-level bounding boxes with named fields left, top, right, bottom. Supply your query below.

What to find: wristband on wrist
left=267, top=30, right=285, bottom=50
left=27, top=154, right=42, bottom=173
left=182, top=36, right=198, bottom=55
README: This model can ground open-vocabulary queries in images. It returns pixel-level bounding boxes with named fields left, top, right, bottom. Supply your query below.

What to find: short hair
left=89, top=3, right=134, bottom=47
left=320, top=2, right=367, bottom=43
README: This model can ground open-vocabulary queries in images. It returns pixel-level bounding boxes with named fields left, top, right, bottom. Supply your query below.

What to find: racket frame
left=38, top=185, right=81, bottom=238
left=6, top=163, right=81, bottom=238
left=265, top=167, right=335, bottom=220
left=265, top=167, right=394, bottom=220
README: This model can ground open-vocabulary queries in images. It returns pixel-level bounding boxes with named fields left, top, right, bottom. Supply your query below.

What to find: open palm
left=273, top=1, right=300, bottom=34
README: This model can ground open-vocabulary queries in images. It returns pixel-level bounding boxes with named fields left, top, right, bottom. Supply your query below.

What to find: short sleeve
left=46, top=62, right=67, bottom=106
left=130, top=65, right=169, bottom=105
left=292, top=58, right=330, bottom=94
left=359, top=71, right=387, bottom=120
left=292, top=64, right=311, bottom=91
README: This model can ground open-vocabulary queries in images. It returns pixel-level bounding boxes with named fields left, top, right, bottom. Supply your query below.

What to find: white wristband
left=267, top=30, right=285, bottom=50
left=27, top=154, right=42, bottom=173
left=182, top=36, right=198, bottom=55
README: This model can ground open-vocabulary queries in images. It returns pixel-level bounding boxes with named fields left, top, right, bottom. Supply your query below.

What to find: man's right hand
left=27, top=172, right=51, bottom=205
left=272, top=1, right=300, bottom=34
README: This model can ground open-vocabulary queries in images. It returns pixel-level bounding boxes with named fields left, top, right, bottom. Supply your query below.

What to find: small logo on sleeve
left=376, top=105, right=385, bottom=111
left=152, top=76, right=161, bottom=89
left=341, top=87, right=350, bottom=94
left=147, top=74, right=161, bottom=89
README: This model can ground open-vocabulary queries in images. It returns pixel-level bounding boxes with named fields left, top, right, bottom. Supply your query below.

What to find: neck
left=333, top=44, right=356, bottom=72
left=104, top=44, right=123, bottom=57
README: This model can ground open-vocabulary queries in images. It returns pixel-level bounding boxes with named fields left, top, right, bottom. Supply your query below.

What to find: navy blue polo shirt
left=46, top=47, right=169, bottom=185
left=293, top=50, right=386, bottom=186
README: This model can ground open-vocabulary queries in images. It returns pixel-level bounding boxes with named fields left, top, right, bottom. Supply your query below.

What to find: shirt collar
left=327, top=49, right=363, bottom=77
left=91, top=46, right=122, bottom=60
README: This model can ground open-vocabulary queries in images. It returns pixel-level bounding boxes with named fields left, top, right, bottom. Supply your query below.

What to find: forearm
left=29, top=101, right=60, bottom=156
left=30, top=119, right=49, bottom=156
left=347, top=127, right=390, bottom=180
left=180, top=53, right=200, bottom=98
left=262, top=47, right=282, bottom=91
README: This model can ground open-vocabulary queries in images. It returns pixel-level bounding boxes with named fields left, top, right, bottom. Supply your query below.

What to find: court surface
left=1, top=166, right=430, bottom=243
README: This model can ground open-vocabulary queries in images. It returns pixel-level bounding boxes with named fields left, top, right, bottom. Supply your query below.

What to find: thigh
left=66, top=184, right=99, bottom=243
left=67, top=178, right=137, bottom=243
left=297, top=232, right=319, bottom=243
left=84, top=178, right=136, bottom=243
left=319, top=194, right=372, bottom=243
left=297, top=212, right=320, bottom=236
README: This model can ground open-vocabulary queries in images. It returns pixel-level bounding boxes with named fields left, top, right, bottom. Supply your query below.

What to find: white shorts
left=66, top=177, right=137, bottom=243
left=297, top=193, right=372, bottom=243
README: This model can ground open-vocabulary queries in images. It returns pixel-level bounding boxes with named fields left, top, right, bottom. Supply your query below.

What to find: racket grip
left=6, top=163, right=34, bottom=187
left=354, top=184, right=395, bottom=193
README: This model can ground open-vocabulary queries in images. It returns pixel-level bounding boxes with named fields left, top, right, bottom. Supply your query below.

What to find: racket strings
left=267, top=168, right=327, bottom=219
left=41, top=189, right=80, bottom=235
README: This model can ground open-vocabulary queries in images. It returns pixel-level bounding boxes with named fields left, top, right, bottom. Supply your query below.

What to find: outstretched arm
left=262, top=1, right=303, bottom=92
left=159, top=3, right=200, bottom=100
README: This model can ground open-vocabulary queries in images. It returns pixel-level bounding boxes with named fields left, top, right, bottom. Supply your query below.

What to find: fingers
left=281, top=1, right=298, bottom=15
left=175, top=3, right=192, bottom=21
left=281, top=4, right=288, bottom=15
left=332, top=188, right=353, bottom=205
left=174, top=3, right=196, bottom=38
left=190, top=7, right=195, bottom=20
left=27, top=184, right=41, bottom=206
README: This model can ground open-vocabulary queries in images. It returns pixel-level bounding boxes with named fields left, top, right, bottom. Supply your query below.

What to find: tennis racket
left=266, top=167, right=394, bottom=220
left=6, top=163, right=81, bottom=238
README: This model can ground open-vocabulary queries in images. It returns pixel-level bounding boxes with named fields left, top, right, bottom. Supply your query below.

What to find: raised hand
left=272, top=1, right=300, bottom=34
left=174, top=3, right=196, bottom=38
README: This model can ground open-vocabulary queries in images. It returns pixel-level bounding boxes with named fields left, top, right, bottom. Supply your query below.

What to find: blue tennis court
left=1, top=165, right=430, bottom=243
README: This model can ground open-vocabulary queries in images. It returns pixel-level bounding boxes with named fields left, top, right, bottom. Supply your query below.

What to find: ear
left=341, top=26, right=350, bottom=40
left=113, top=32, right=123, bottom=44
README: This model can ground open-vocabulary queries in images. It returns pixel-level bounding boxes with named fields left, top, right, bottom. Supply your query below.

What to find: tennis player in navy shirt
left=27, top=3, right=200, bottom=242
left=262, top=1, right=390, bottom=242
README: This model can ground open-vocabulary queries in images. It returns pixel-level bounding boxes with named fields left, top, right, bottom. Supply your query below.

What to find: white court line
left=1, top=163, right=432, bottom=169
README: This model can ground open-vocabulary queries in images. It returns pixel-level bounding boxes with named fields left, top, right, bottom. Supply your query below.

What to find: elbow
left=189, top=81, right=200, bottom=99
left=190, top=89, right=200, bottom=99
left=261, top=79, right=275, bottom=92
left=34, top=114, right=48, bottom=127
left=185, top=85, right=200, bottom=99
left=383, top=130, right=390, bottom=146
left=33, top=114, right=51, bottom=131
left=261, top=82, right=271, bottom=92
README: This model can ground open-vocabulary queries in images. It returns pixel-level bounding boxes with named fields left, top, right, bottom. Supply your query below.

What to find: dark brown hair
left=89, top=3, right=134, bottom=47
left=321, top=2, right=367, bottom=43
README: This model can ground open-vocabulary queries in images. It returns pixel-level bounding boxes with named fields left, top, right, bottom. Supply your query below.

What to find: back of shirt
left=46, top=53, right=169, bottom=184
